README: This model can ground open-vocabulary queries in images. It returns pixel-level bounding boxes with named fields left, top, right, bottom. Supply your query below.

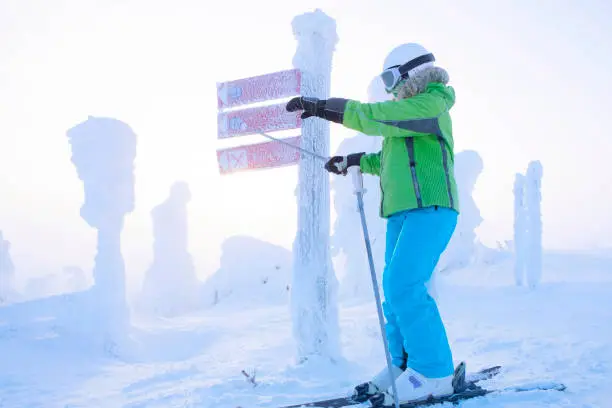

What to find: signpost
left=216, top=69, right=303, bottom=173
left=217, top=69, right=301, bottom=110
left=217, top=103, right=301, bottom=139
left=217, top=136, right=301, bottom=175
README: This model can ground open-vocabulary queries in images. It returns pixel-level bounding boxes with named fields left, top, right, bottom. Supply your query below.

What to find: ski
left=465, top=364, right=501, bottom=383
left=278, top=364, right=501, bottom=408
left=368, top=381, right=566, bottom=408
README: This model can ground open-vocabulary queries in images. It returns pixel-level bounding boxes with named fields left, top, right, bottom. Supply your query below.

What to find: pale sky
left=1, top=0, right=611, bottom=289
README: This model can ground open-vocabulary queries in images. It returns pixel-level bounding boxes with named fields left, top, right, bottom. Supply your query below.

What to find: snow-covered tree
left=514, top=161, right=542, bottom=288
left=513, top=173, right=527, bottom=285
left=0, top=230, right=15, bottom=305
left=67, top=115, right=136, bottom=341
left=62, top=266, right=90, bottom=293
left=290, top=9, right=341, bottom=363
left=436, top=150, right=484, bottom=273
left=22, top=266, right=90, bottom=300
left=513, top=160, right=543, bottom=288
left=138, top=182, right=200, bottom=316
left=526, top=160, right=543, bottom=288
left=201, top=236, right=292, bottom=307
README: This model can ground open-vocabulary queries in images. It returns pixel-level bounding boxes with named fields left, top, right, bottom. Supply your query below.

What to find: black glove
left=324, top=152, right=365, bottom=175
left=286, top=96, right=348, bottom=123
left=286, top=96, right=325, bottom=119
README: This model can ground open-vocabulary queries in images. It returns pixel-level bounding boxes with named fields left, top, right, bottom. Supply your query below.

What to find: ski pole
left=258, top=132, right=329, bottom=163
left=348, top=166, right=400, bottom=408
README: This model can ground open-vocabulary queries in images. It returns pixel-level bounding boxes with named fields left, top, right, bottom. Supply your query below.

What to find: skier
left=286, top=43, right=459, bottom=404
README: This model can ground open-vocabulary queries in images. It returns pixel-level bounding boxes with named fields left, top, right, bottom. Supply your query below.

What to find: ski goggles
left=380, top=53, right=436, bottom=92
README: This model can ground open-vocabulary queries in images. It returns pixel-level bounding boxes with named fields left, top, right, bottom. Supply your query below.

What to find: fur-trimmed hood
left=395, top=66, right=450, bottom=99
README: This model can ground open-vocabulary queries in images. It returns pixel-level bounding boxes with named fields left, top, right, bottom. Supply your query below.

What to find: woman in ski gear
left=286, top=43, right=459, bottom=404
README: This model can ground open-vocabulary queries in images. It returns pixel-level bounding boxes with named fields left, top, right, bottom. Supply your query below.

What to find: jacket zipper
left=405, top=138, right=423, bottom=208
left=379, top=149, right=385, bottom=217
left=438, top=136, right=454, bottom=208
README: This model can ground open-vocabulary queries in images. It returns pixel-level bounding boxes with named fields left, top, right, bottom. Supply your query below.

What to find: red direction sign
left=217, top=102, right=302, bottom=139
left=217, top=136, right=301, bottom=175
left=217, top=69, right=301, bottom=110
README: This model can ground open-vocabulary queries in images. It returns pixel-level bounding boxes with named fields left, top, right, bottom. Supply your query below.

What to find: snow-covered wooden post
left=214, top=8, right=341, bottom=363
left=513, top=173, right=527, bottom=286
left=290, top=9, right=341, bottom=363
left=525, top=161, right=543, bottom=288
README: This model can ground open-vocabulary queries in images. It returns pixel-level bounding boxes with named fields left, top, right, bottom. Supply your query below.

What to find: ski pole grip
left=348, top=166, right=364, bottom=194
left=333, top=157, right=348, bottom=174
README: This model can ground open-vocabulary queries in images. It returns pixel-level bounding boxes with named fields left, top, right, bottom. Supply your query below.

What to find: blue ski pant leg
left=382, top=207, right=458, bottom=378
left=381, top=214, right=407, bottom=369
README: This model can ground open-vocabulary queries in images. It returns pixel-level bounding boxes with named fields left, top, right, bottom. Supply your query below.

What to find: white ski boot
left=374, top=367, right=454, bottom=406
left=352, top=365, right=405, bottom=402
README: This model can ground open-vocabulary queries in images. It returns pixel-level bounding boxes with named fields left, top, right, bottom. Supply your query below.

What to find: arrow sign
left=217, top=69, right=301, bottom=110
left=217, top=103, right=302, bottom=139
left=217, top=136, right=302, bottom=175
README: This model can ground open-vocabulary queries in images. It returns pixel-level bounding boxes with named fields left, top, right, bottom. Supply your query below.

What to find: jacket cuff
left=322, top=98, right=349, bottom=124
left=347, top=152, right=365, bottom=168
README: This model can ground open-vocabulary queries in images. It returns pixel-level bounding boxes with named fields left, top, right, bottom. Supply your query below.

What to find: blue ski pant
left=382, top=206, right=457, bottom=378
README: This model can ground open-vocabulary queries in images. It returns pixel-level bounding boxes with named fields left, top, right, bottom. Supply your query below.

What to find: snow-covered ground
left=1, top=4, right=611, bottom=408
left=1, top=250, right=610, bottom=408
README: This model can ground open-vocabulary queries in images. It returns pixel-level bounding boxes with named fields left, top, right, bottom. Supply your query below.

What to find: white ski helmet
left=381, top=43, right=435, bottom=92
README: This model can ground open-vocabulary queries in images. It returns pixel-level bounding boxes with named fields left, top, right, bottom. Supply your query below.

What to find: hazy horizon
left=1, top=0, right=611, bottom=289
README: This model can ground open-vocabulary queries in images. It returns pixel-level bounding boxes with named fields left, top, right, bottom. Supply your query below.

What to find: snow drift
left=201, top=236, right=292, bottom=307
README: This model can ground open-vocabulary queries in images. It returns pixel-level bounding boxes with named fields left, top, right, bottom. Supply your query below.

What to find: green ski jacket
left=330, top=67, right=459, bottom=218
